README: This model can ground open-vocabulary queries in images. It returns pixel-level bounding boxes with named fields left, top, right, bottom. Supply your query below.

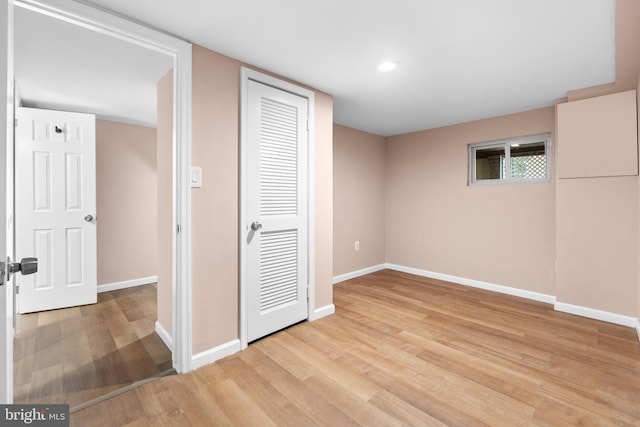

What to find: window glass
left=474, top=146, right=505, bottom=180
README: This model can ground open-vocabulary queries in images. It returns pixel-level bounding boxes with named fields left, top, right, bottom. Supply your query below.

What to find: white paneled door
left=16, top=107, right=97, bottom=313
left=246, top=80, right=309, bottom=342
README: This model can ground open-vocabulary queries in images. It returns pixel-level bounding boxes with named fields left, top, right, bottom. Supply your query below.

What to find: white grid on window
left=511, top=154, right=546, bottom=179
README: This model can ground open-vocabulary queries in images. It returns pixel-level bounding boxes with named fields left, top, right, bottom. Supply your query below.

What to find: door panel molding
left=240, top=67, right=315, bottom=348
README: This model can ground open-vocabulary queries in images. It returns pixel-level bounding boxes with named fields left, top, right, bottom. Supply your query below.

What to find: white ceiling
left=15, top=0, right=615, bottom=136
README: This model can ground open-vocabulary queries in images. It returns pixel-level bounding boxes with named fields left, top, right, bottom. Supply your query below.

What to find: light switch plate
left=191, top=166, right=202, bottom=188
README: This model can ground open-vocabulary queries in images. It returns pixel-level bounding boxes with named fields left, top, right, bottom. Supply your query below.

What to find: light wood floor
left=14, top=284, right=172, bottom=407
left=71, top=270, right=640, bottom=426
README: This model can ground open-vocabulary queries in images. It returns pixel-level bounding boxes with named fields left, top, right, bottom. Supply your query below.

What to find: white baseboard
left=98, top=276, right=158, bottom=293
left=191, top=339, right=242, bottom=371
left=554, top=302, right=639, bottom=328
left=155, top=321, right=173, bottom=352
left=385, top=263, right=556, bottom=304
left=636, top=321, right=640, bottom=343
left=332, top=264, right=386, bottom=284
left=310, top=304, right=335, bottom=321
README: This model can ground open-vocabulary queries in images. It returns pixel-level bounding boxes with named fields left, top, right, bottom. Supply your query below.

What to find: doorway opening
left=8, top=0, right=192, bottom=407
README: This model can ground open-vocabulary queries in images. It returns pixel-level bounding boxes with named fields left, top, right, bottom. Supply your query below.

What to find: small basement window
left=469, top=133, right=551, bottom=185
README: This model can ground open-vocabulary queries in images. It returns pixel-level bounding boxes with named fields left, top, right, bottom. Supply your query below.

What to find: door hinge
left=177, top=224, right=181, bottom=234
left=14, top=118, right=18, bottom=128
left=15, top=285, right=19, bottom=295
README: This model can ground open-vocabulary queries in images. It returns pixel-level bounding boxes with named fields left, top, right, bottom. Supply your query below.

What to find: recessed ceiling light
left=377, top=60, right=399, bottom=72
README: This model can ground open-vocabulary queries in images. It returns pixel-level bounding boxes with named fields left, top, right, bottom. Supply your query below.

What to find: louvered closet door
left=246, top=80, right=308, bottom=342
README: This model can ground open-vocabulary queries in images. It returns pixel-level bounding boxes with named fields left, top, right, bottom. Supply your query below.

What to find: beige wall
left=555, top=89, right=639, bottom=317
left=385, top=107, right=556, bottom=295
left=156, top=70, right=173, bottom=336
left=333, top=125, right=386, bottom=276
left=557, top=90, right=638, bottom=179
left=551, top=0, right=640, bottom=320
left=556, top=177, right=638, bottom=316
left=96, top=120, right=157, bottom=285
left=190, top=46, right=240, bottom=353
left=190, top=45, right=334, bottom=354
left=314, top=92, right=334, bottom=309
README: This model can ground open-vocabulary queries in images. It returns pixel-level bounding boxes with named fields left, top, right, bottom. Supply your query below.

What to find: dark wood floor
left=71, top=270, right=640, bottom=426
left=14, top=284, right=172, bottom=407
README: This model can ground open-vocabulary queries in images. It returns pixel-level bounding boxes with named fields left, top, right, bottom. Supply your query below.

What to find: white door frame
left=9, top=0, right=193, bottom=375
left=1, top=0, right=15, bottom=403
left=239, top=67, right=315, bottom=349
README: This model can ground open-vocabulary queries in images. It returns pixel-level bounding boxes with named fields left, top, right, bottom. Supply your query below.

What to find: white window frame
left=469, top=133, right=551, bottom=185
